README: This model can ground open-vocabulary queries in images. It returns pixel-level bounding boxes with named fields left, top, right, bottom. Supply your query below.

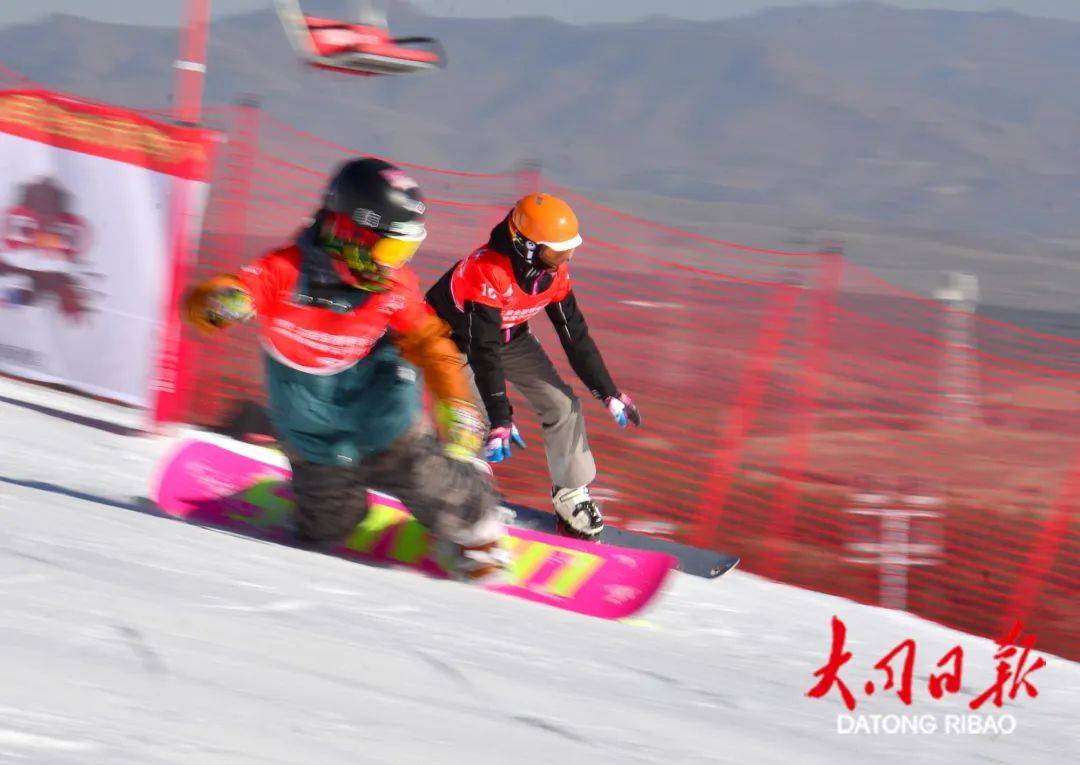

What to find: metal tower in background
left=934, top=271, right=981, bottom=425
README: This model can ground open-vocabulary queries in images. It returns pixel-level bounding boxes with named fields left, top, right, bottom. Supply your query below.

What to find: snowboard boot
left=552, top=485, right=604, bottom=541
left=435, top=538, right=512, bottom=584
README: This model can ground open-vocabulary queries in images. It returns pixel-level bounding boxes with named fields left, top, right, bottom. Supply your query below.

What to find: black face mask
left=509, top=253, right=555, bottom=295
left=489, top=216, right=556, bottom=294
left=292, top=220, right=375, bottom=312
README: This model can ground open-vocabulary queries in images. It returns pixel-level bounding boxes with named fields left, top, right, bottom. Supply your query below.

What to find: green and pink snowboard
left=151, top=437, right=677, bottom=619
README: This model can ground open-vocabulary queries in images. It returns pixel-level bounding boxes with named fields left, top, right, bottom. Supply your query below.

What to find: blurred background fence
left=175, top=103, right=1080, bottom=659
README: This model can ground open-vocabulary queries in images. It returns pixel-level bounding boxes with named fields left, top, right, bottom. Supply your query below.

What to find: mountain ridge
left=0, top=2, right=1077, bottom=313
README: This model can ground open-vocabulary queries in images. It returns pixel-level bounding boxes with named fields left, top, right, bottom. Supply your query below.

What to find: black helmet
left=322, top=157, right=426, bottom=241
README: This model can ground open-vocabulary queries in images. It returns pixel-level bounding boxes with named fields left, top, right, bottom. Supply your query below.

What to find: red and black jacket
left=426, top=217, right=618, bottom=427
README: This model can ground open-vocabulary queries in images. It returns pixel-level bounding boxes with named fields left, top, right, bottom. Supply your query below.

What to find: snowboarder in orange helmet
left=426, top=193, right=640, bottom=540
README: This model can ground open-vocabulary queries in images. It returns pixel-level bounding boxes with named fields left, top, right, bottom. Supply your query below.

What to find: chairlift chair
left=275, top=0, right=445, bottom=77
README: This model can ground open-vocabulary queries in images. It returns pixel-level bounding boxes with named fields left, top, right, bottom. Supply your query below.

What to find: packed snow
left=0, top=376, right=1076, bottom=764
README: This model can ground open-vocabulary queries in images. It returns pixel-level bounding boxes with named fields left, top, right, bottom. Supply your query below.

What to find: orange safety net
left=177, top=105, right=1079, bottom=660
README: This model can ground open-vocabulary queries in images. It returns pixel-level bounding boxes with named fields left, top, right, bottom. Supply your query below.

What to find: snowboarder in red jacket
left=183, top=158, right=506, bottom=579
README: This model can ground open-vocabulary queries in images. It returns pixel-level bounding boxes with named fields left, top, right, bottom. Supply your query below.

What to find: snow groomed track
left=0, top=377, right=1076, bottom=764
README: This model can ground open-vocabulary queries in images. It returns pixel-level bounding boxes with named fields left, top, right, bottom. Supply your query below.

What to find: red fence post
left=1002, top=441, right=1080, bottom=632
left=689, top=280, right=804, bottom=546
left=149, top=126, right=216, bottom=427
left=174, top=0, right=210, bottom=125
left=150, top=178, right=205, bottom=424
left=758, top=248, right=843, bottom=580
left=172, top=98, right=262, bottom=426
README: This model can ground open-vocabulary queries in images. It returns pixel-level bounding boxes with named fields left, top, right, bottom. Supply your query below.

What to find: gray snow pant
left=286, top=426, right=502, bottom=549
left=467, top=331, right=597, bottom=490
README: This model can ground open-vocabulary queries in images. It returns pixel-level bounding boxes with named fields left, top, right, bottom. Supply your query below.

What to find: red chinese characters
left=969, top=621, right=1046, bottom=710
left=807, top=616, right=857, bottom=711
left=869, top=638, right=916, bottom=705
left=806, top=616, right=1044, bottom=712
left=928, top=645, right=964, bottom=700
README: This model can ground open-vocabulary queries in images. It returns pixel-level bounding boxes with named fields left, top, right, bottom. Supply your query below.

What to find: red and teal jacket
left=232, top=231, right=469, bottom=463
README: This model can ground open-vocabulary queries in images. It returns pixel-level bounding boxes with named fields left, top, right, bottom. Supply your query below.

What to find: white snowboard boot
left=435, top=538, right=512, bottom=583
left=434, top=509, right=513, bottom=583
left=552, top=485, right=603, bottom=540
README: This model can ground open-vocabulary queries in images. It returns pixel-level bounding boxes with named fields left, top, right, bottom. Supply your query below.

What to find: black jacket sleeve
left=546, top=289, right=619, bottom=401
left=463, top=301, right=513, bottom=427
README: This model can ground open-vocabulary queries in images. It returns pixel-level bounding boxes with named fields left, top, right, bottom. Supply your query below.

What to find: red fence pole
left=758, top=248, right=843, bottom=580
left=169, top=99, right=261, bottom=426
left=1002, top=440, right=1080, bottom=632
left=150, top=0, right=212, bottom=426
left=175, top=0, right=210, bottom=125
left=150, top=165, right=204, bottom=425
left=689, top=280, right=804, bottom=546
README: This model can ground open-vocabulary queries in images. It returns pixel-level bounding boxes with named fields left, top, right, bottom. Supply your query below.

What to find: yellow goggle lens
left=370, top=236, right=423, bottom=269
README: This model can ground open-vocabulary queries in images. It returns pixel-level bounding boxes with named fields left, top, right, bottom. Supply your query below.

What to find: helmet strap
left=508, top=218, right=558, bottom=271
left=507, top=219, right=534, bottom=261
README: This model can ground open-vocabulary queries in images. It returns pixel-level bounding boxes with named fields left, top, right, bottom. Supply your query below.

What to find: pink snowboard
left=151, top=437, right=677, bottom=620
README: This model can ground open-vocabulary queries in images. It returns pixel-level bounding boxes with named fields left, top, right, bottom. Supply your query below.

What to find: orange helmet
left=509, top=193, right=582, bottom=252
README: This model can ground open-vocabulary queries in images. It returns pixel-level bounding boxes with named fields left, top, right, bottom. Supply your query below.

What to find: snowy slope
left=0, top=376, right=1076, bottom=765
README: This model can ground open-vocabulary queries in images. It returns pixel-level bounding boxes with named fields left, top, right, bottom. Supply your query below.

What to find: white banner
left=0, top=91, right=210, bottom=406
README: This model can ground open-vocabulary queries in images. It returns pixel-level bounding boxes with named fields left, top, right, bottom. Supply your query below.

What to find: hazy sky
left=1, top=0, right=1078, bottom=29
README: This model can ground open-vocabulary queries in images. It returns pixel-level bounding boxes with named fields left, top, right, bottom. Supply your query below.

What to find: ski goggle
left=370, top=233, right=425, bottom=268
left=508, top=218, right=577, bottom=270
left=536, top=244, right=576, bottom=268
left=323, top=211, right=426, bottom=271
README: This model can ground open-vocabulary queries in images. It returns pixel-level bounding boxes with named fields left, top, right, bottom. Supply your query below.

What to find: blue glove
left=604, top=392, right=641, bottom=428
left=485, top=424, right=526, bottom=463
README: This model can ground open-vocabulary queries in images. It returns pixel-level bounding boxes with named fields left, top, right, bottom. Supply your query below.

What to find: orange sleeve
left=395, top=314, right=473, bottom=403
left=389, top=268, right=474, bottom=403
